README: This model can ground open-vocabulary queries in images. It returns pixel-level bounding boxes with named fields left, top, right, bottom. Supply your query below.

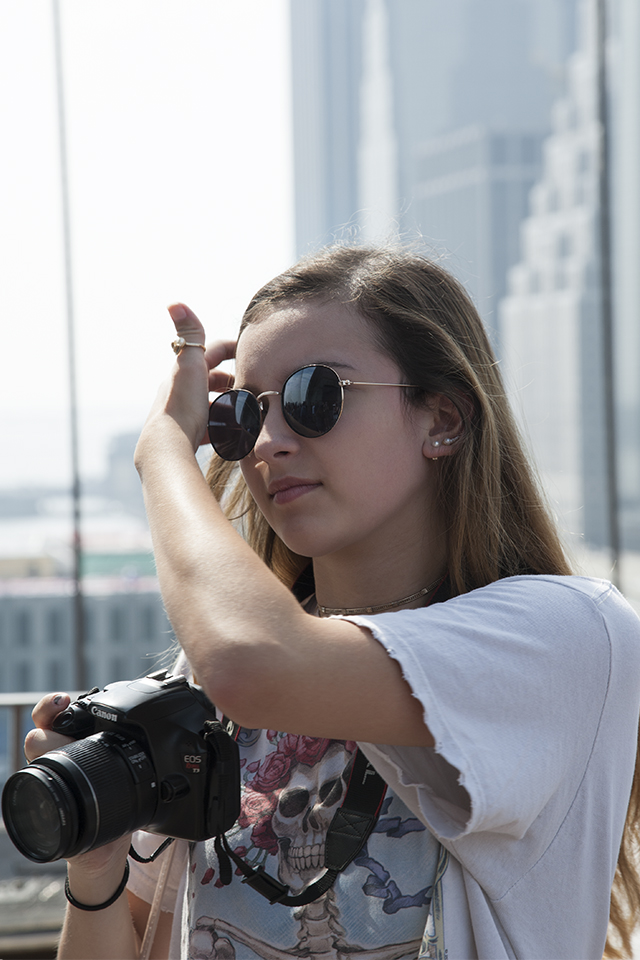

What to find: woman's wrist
left=65, top=839, right=132, bottom=907
left=135, top=414, right=203, bottom=486
left=65, top=862, right=129, bottom=907
left=65, top=861, right=130, bottom=911
left=137, top=364, right=209, bottom=455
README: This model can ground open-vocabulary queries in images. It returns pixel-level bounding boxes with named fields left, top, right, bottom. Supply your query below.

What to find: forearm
left=132, top=309, right=433, bottom=747
left=136, top=416, right=304, bottom=714
left=58, top=863, right=140, bottom=959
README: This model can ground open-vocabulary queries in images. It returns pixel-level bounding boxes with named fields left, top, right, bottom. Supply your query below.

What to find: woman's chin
left=276, top=524, right=348, bottom=561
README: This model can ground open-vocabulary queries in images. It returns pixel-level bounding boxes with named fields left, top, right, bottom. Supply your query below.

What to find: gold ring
left=171, top=337, right=206, bottom=355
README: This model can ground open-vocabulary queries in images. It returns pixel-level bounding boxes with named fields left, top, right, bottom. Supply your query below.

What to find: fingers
left=168, top=302, right=206, bottom=346
left=209, top=368, right=235, bottom=393
left=24, top=726, right=73, bottom=762
left=161, top=305, right=236, bottom=453
left=167, top=304, right=236, bottom=381
left=167, top=305, right=235, bottom=358
left=205, top=339, right=236, bottom=373
left=26, top=692, right=73, bottom=762
left=32, top=691, right=70, bottom=728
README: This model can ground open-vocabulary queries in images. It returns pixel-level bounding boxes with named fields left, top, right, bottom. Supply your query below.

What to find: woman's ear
left=422, top=394, right=465, bottom=460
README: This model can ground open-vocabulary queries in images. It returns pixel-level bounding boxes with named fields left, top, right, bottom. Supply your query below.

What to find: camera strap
left=213, top=745, right=387, bottom=907
left=203, top=568, right=448, bottom=907
left=129, top=836, right=175, bottom=863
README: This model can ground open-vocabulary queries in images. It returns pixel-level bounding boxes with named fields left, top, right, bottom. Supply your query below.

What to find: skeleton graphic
left=190, top=890, right=423, bottom=960
left=189, top=743, right=426, bottom=959
left=271, top=742, right=349, bottom=891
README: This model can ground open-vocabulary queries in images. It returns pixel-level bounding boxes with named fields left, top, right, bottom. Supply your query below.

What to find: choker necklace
left=317, top=576, right=444, bottom=617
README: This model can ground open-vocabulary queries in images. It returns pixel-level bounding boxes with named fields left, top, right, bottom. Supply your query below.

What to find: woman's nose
left=253, top=397, right=301, bottom=460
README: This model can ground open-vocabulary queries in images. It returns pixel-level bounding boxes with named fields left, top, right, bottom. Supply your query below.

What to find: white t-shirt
left=180, top=734, right=440, bottom=959
left=348, top=575, right=640, bottom=959
left=128, top=575, right=640, bottom=960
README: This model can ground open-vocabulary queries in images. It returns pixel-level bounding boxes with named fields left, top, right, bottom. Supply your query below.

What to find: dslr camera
left=1, top=670, right=240, bottom=863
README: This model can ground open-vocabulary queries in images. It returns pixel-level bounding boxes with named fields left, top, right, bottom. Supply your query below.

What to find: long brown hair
left=205, top=244, right=638, bottom=953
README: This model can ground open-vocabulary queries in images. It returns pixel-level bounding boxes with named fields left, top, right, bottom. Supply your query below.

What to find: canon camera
left=1, top=670, right=240, bottom=863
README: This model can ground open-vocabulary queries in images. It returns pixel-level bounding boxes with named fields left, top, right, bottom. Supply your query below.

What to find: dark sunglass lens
left=208, top=391, right=262, bottom=460
left=282, top=366, right=342, bottom=438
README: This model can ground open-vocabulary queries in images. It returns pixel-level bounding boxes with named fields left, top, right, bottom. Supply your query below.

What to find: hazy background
left=0, top=0, right=294, bottom=489
left=1, top=0, right=639, bottom=574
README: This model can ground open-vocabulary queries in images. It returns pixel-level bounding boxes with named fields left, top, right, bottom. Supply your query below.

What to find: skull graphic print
left=184, top=726, right=441, bottom=960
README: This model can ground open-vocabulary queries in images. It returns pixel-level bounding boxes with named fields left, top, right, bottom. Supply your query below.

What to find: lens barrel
left=1, top=732, right=157, bottom=863
left=2, top=766, right=79, bottom=862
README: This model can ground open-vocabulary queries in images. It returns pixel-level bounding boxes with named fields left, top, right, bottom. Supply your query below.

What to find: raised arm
left=134, top=304, right=434, bottom=747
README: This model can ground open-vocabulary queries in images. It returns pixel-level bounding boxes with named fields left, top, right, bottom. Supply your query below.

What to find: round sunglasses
left=208, top=363, right=420, bottom=461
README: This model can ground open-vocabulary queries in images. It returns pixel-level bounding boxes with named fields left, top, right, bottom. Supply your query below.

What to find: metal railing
left=0, top=692, right=43, bottom=780
left=0, top=692, right=76, bottom=776
left=0, top=692, right=79, bottom=781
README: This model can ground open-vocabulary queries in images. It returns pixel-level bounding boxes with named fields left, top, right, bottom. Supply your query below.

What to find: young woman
left=28, top=246, right=640, bottom=959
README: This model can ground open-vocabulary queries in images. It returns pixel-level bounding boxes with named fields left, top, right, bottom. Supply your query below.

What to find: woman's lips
left=269, top=479, right=321, bottom=505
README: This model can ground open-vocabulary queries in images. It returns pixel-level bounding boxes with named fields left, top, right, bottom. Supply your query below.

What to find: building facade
left=290, top=0, right=577, bottom=340
left=413, top=126, right=545, bottom=344
left=500, top=0, right=640, bottom=551
left=0, top=578, right=171, bottom=694
left=290, top=0, right=640, bottom=554
left=290, top=0, right=365, bottom=252
left=612, top=0, right=640, bottom=549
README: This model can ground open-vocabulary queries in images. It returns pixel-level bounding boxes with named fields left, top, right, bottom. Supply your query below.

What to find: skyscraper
left=289, top=0, right=640, bottom=553
left=290, top=0, right=365, bottom=253
left=613, top=0, right=640, bottom=549
left=500, top=0, right=604, bottom=545
left=290, top=0, right=577, bottom=340
left=412, top=126, right=545, bottom=343
left=501, top=0, right=640, bottom=552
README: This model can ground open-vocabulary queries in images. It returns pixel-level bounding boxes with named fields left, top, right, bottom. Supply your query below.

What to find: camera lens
left=2, top=767, right=78, bottom=862
left=1, top=733, right=157, bottom=863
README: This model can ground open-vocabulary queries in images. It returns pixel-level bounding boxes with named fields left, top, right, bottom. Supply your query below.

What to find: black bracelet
left=65, top=860, right=130, bottom=911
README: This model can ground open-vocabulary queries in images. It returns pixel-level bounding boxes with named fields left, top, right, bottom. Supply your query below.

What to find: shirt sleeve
left=343, top=577, right=613, bottom=842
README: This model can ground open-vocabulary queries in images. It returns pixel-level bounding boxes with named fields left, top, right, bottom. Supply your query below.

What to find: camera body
left=1, top=670, right=240, bottom=863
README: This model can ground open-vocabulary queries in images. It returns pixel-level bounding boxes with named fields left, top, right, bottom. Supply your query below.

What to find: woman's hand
left=28, top=697, right=149, bottom=957
left=26, top=694, right=132, bottom=883
left=137, top=303, right=236, bottom=458
left=25, top=692, right=74, bottom=762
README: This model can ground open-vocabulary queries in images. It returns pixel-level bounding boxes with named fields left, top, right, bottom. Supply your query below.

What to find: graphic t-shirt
left=348, top=576, right=640, bottom=959
left=129, top=576, right=640, bottom=959
left=182, top=728, right=440, bottom=959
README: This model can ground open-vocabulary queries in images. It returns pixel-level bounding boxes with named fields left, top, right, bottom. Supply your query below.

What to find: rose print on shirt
left=190, top=733, right=435, bottom=960
left=236, top=738, right=354, bottom=891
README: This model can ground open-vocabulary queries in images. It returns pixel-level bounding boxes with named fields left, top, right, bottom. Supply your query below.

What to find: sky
left=0, top=0, right=294, bottom=490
